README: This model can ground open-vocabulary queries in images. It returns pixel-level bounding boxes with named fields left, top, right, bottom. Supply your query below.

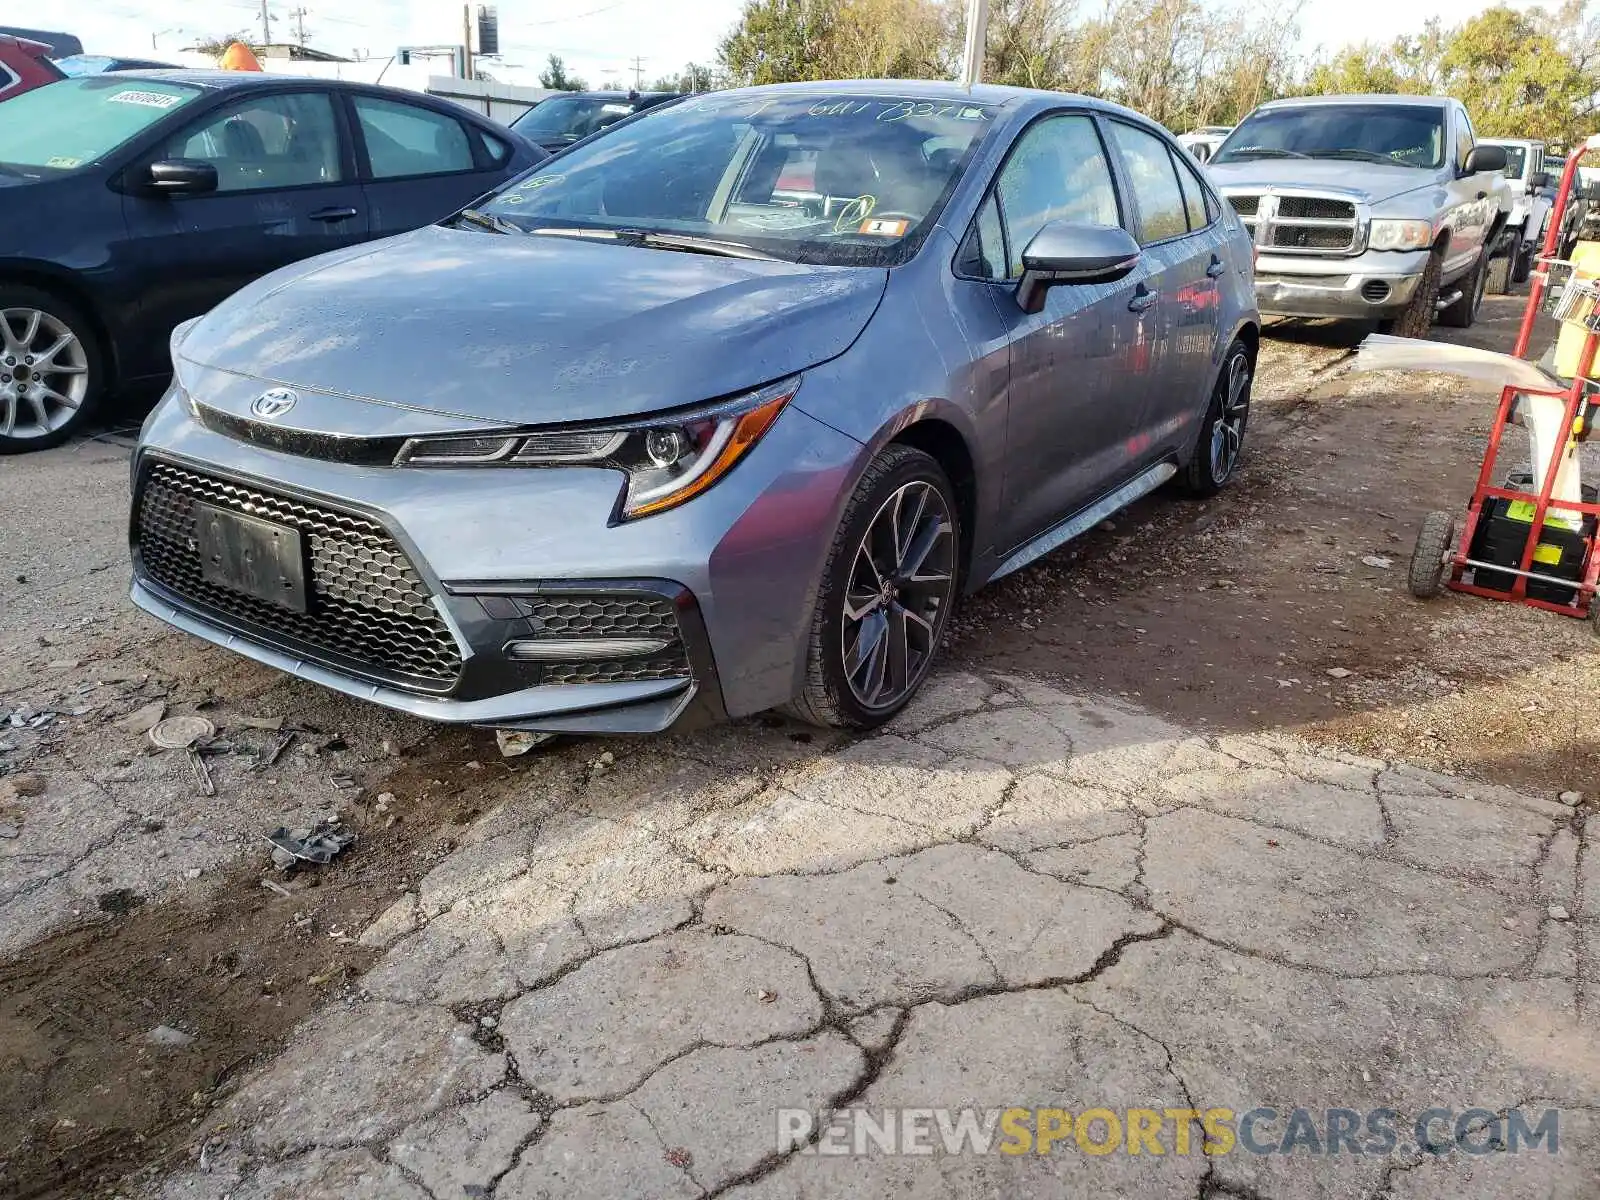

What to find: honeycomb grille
left=1276, top=196, right=1355, bottom=220
left=1227, top=194, right=1260, bottom=216
left=135, top=462, right=462, bottom=690
left=509, top=592, right=692, bottom=685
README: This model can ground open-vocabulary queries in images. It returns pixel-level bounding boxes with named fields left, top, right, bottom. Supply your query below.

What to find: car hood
left=1207, top=158, right=1437, bottom=205
left=177, top=224, right=889, bottom=427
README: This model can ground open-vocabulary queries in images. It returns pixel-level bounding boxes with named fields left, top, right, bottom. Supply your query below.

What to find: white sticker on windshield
left=108, top=89, right=183, bottom=109
left=46, top=156, right=83, bottom=169
left=736, top=210, right=823, bottom=231
left=600, top=104, right=631, bottom=114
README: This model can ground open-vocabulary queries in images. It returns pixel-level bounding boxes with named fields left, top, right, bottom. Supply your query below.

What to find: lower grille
left=1228, top=194, right=1260, bottom=216
left=492, top=591, right=693, bottom=685
left=135, top=461, right=462, bottom=690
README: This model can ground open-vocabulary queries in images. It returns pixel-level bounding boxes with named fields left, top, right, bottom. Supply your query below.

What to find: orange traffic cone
left=218, top=42, right=263, bottom=71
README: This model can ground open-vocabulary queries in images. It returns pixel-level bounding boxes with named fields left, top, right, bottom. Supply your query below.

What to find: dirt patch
left=0, top=728, right=536, bottom=1199
left=951, top=296, right=1600, bottom=799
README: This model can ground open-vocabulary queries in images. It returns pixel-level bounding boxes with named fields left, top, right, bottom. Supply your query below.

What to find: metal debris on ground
left=265, top=822, right=356, bottom=867
left=149, top=714, right=216, bottom=750
left=234, top=715, right=284, bottom=731
left=257, top=730, right=296, bottom=771
left=188, top=750, right=215, bottom=796
left=118, top=701, right=167, bottom=734
left=496, top=729, right=555, bottom=758
left=1360, top=555, right=1394, bottom=569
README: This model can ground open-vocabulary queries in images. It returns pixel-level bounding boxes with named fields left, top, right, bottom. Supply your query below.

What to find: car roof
left=1258, top=93, right=1452, bottom=110
left=717, top=78, right=1160, bottom=125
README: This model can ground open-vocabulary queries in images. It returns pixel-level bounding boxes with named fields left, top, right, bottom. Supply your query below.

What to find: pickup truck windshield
left=482, top=92, right=999, bottom=267
left=1215, top=104, right=1446, bottom=170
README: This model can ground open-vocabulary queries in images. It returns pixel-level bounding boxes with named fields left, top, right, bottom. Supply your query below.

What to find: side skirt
left=988, top=461, right=1177, bottom=583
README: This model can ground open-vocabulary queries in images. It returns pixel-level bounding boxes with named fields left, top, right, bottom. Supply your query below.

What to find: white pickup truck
left=1478, top=137, right=1553, bottom=290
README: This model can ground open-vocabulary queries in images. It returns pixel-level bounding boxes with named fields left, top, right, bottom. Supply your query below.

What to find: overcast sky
left=46, top=0, right=1557, bottom=89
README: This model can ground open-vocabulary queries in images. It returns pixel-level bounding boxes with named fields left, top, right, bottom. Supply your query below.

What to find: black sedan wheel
left=789, top=444, right=960, bottom=729
left=0, top=286, right=103, bottom=454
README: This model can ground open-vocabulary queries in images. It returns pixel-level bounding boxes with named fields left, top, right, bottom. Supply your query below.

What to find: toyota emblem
left=250, top=388, right=298, bottom=420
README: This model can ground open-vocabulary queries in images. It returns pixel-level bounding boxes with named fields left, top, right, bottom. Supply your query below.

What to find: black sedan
left=0, top=71, right=546, bottom=451
left=509, top=89, right=678, bottom=154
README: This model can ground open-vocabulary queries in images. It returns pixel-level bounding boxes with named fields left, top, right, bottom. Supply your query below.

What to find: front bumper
left=128, top=385, right=865, bottom=733
left=1252, top=249, right=1430, bottom=319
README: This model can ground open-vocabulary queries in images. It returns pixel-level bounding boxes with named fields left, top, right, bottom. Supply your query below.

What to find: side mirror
left=1530, top=171, right=1551, bottom=191
left=1464, top=144, right=1508, bottom=175
left=1016, top=221, right=1142, bottom=314
left=146, top=158, right=218, bottom=195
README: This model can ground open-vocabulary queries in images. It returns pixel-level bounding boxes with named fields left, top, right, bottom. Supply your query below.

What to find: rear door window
left=353, top=95, right=475, bottom=179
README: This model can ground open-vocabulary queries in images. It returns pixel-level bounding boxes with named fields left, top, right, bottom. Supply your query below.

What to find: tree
left=538, top=53, right=586, bottom=91
left=720, top=0, right=845, bottom=85
left=1441, top=6, right=1594, bottom=143
left=189, top=32, right=252, bottom=58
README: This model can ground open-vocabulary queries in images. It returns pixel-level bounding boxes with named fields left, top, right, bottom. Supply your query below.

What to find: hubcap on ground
left=0, top=308, right=89, bottom=441
left=840, top=480, right=957, bottom=711
left=1209, top=351, right=1251, bottom=483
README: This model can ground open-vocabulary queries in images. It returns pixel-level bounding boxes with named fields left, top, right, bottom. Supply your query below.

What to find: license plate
left=194, top=503, right=308, bottom=613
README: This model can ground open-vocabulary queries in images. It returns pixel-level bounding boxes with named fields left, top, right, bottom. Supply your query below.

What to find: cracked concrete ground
left=138, top=670, right=1597, bottom=1200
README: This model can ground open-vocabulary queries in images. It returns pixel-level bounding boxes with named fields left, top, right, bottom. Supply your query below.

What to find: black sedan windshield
left=512, top=95, right=639, bottom=144
left=482, top=92, right=1000, bottom=266
left=1215, top=104, right=1446, bottom=170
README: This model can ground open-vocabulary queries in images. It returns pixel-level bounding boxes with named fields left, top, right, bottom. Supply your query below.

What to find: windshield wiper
left=1221, top=147, right=1310, bottom=160
left=1310, top=149, right=1412, bottom=165
left=527, top=226, right=780, bottom=261
left=636, top=232, right=780, bottom=261
left=453, top=207, right=521, bottom=235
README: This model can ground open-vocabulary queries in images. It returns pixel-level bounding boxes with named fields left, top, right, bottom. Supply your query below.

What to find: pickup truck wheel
left=1511, top=241, right=1534, bottom=284
left=1485, top=251, right=1513, bottom=296
left=0, top=286, right=104, bottom=455
left=1439, top=252, right=1486, bottom=328
left=1379, top=250, right=1442, bottom=339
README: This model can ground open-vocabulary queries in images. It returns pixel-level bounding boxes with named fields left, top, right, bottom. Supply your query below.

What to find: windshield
left=1496, top=144, right=1528, bottom=179
left=482, top=92, right=999, bottom=267
left=53, top=55, right=119, bottom=76
left=512, top=95, right=638, bottom=143
left=0, top=76, right=200, bottom=174
left=1215, top=104, right=1446, bottom=170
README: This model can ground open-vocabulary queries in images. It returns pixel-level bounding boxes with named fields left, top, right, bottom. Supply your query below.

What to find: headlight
left=1368, top=219, right=1434, bottom=251
left=395, top=376, right=799, bottom=520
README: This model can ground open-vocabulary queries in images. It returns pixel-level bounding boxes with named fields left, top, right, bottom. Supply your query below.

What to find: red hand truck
left=1408, top=138, right=1600, bottom=633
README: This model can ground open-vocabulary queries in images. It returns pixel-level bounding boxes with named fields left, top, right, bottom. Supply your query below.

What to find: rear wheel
left=1408, top=510, right=1456, bottom=599
left=1180, top=340, right=1252, bottom=497
left=1485, top=251, right=1513, bottom=296
left=1440, top=252, right=1487, bottom=328
left=787, top=444, right=960, bottom=730
left=0, top=286, right=104, bottom=455
left=1379, top=250, right=1442, bottom=339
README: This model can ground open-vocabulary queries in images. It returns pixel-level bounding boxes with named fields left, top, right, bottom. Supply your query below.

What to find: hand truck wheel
left=1408, top=510, right=1456, bottom=599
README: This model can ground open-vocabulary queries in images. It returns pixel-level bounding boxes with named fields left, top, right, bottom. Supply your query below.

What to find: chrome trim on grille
left=1223, top=190, right=1364, bottom=256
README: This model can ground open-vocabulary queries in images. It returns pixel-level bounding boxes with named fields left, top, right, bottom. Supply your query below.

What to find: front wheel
left=1439, top=252, right=1487, bottom=328
left=787, top=444, right=961, bottom=730
left=1379, top=251, right=1442, bottom=339
left=1180, top=340, right=1253, bottom=497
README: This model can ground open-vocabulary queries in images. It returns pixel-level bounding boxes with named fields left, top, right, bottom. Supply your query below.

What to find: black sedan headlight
left=394, top=376, right=799, bottom=520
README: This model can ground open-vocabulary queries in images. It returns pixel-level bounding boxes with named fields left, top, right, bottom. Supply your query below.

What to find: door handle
left=309, top=206, right=359, bottom=222
left=1128, top=286, right=1159, bottom=314
left=1206, top=255, right=1227, bottom=278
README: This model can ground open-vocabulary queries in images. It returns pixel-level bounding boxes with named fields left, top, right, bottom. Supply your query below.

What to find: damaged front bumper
left=1252, top=248, right=1430, bottom=319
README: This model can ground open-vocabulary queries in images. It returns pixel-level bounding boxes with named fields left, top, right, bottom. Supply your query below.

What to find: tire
left=1511, top=241, right=1534, bottom=285
left=0, top=285, right=104, bottom=454
left=1440, top=251, right=1487, bottom=328
left=1408, top=510, right=1456, bottom=599
left=1378, top=249, right=1442, bottom=339
left=1180, top=339, right=1253, bottom=497
left=1485, top=251, right=1513, bottom=296
left=787, top=444, right=961, bottom=730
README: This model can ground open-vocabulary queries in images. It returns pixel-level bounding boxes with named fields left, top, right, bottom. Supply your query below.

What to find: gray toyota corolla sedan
left=130, top=80, right=1258, bottom=734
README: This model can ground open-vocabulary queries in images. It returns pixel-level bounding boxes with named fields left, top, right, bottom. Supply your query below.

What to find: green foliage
left=712, top=0, right=1600, bottom=142
left=538, top=54, right=587, bottom=91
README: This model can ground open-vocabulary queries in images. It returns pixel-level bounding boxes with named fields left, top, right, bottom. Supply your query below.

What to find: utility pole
left=258, top=0, right=273, bottom=45
left=462, top=3, right=474, bottom=80
left=630, top=55, right=645, bottom=90
left=958, top=0, right=989, bottom=87
left=290, top=6, right=308, bottom=46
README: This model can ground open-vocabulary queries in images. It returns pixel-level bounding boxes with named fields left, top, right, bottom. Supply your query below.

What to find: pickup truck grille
left=1225, top=192, right=1360, bottom=255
